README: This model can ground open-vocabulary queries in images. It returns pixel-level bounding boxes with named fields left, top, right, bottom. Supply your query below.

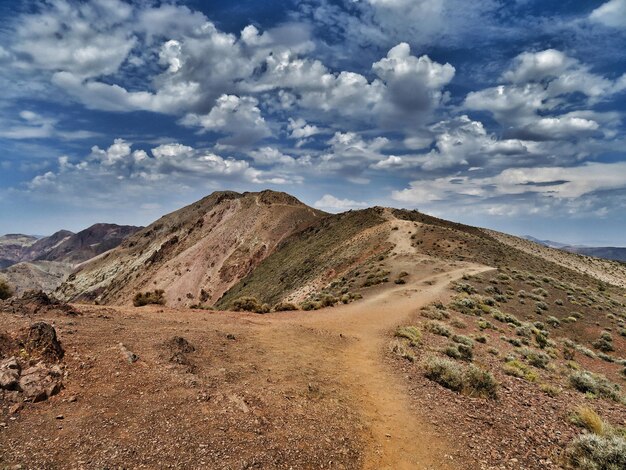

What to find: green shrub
left=569, top=371, right=622, bottom=401
left=300, top=300, right=321, bottom=311
left=492, top=310, right=522, bottom=326
left=452, top=334, right=474, bottom=347
left=133, top=289, right=165, bottom=307
left=423, top=357, right=464, bottom=392
left=0, top=278, right=13, bottom=300
left=395, top=326, right=421, bottom=346
left=593, top=333, right=615, bottom=353
left=519, top=348, right=550, bottom=369
left=566, top=433, right=626, bottom=470
left=464, top=365, right=498, bottom=398
left=423, top=356, right=497, bottom=398
left=540, top=383, right=561, bottom=397
left=273, top=302, right=298, bottom=312
left=232, top=296, right=269, bottom=313
left=425, top=321, right=451, bottom=337
left=503, top=360, right=537, bottom=382
left=546, top=316, right=561, bottom=328
left=445, top=343, right=473, bottom=361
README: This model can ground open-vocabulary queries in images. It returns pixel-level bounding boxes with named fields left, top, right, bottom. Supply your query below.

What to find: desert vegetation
left=0, top=278, right=13, bottom=300
left=133, top=289, right=165, bottom=307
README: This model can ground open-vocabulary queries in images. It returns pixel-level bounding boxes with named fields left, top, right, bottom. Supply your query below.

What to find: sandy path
left=258, top=260, right=492, bottom=469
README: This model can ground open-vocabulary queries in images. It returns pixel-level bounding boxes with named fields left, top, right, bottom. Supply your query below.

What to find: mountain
left=56, top=191, right=325, bottom=306
left=36, top=224, right=140, bottom=264
left=220, top=205, right=626, bottom=307
left=522, top=235, right=568, bottom=249
left=0, top=234, right=39, bottom=268
left=23, top=230, right=74, bottom=261
left=1, top=224, right=141, bottom=295
left=561, top=245, right=626, bottom=262
left=6, top=190, right=626, bottom=470
left=523, top=235, right=626, bottom=263
left=57, top=190, right=626, bottom=308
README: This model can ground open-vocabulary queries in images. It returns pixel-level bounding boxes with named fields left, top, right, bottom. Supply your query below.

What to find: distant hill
left=0, top=224, right=141, bottom=294
left=56, top=191, right=325, bottom=307
left=0, top=234, right=39, bottom=268
left=56, top=190, right=626, bottom=308
left=523, top=235, right=626, bottom=263
left=522, top=236, right=568, bottom=249
left=561, top=246, right=626, bottom=263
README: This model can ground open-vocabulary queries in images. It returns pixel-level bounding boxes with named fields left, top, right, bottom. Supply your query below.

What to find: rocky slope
left=218, top=205, right=626, bottom=308
left=1, top=224, right=140, bottom=294
left=36, top=224, right=139, bottom=264
left=0, top=235, right=39, bottom=268
left=524, top=236, right=626, bottom=263
left=56, top=191, right=325, bottom=307
left=56, top=190, right=626, bottom=309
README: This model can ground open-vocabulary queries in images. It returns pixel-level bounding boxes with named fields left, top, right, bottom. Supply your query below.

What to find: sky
left=0, top=0, right=625, bottom=246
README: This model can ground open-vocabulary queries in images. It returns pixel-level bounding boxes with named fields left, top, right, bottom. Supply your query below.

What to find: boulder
left=18, top=322, right=64, bottom=361
left=18, top=362, right=62, bottom=402
left=0, top=357, right=20, bottom=390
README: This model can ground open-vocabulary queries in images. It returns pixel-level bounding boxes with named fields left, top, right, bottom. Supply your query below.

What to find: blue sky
left=1, top=0, right=626, bottom=245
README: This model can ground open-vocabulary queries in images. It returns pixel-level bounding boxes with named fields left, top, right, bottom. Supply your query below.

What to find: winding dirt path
left=258, top=259, right=491, bottom=468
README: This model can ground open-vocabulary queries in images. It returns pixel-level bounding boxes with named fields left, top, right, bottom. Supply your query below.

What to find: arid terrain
left=1, top=191, right=625, bottom=469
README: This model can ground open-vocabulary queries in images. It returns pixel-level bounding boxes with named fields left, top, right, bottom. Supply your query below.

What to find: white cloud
left=249, top=147, right=311, bottom=167
left=180, top=95, right=271, bottom=147
left=420, top=116, right=529, bottom=170
left=516, top=115, right=600, bottom=141
left=464, top=84, right=546, bottom=126
left=0, top=110, right=100, bottom=140
left=287, top=118, right=320, bottom=139
left=465, top=49, right=626, bottom=138
left=12, top=0, right=136, bottom=79
left=590, top=0, right=626, bottom=28
left=372, top=42, right=454, bottom=117
left=502, top=49, right=573, bottom=83
left=26, top=138, right=288, bottom=204
left=392, top=162, right=626, bottom=208
left=314, top=194, right=368, bottom=211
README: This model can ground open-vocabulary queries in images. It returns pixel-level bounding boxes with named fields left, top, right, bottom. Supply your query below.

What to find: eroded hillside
left=56, top=191, right=325, bottom=307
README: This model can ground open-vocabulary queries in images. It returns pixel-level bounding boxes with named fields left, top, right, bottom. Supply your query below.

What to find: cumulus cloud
left=0, top=110, right=100, bottom=140
left=590, top=0, right=626, bottom=28
left=26, top=138, right=287, bottom=204
left=180, top=95, right=272, bottom=147
left=392, top=162, right=626, bottom=217
left=314, top=194, right=368, bottom=211
left=287, top=118, right=321, bottom=144
left=465, top=49, right=626, bottom=142
left=372, top=42, right=454, bottom=117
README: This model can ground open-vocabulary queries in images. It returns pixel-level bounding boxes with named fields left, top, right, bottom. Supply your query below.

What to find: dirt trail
left=256, top=214, right=493, bottom=469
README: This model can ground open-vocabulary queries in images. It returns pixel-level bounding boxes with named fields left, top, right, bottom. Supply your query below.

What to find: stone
left=0, top=369, right=19, bottom=390
left=8, top=403, right=23, bottom=414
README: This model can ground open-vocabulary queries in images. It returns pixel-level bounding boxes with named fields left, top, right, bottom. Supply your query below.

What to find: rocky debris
left=0, top=290, right=79, bottom=317
left=18, top=362, right=63, bottom=402
left=119, top=343, right=138, bottom=363
left=0, top=357, right=20, bottom=389
left=0, top=323, right=65, bottom=405
left=0, top=332, right=18, bottom=358
left=18, top=322, right=64, bottom=361
left=0, top=356, right=63, bottom=403
left=163, top=336, right=195, bottom=372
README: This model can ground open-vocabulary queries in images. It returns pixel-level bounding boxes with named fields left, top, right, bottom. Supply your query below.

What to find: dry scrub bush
left=133, top=289, right=165, bottom=307
left=423, top=356, right=497, bottom=398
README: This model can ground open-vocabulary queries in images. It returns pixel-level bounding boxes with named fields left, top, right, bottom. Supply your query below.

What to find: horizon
left=1, top=1, right=626, bottom=245
left=2, top=188, right=625, bottom=248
